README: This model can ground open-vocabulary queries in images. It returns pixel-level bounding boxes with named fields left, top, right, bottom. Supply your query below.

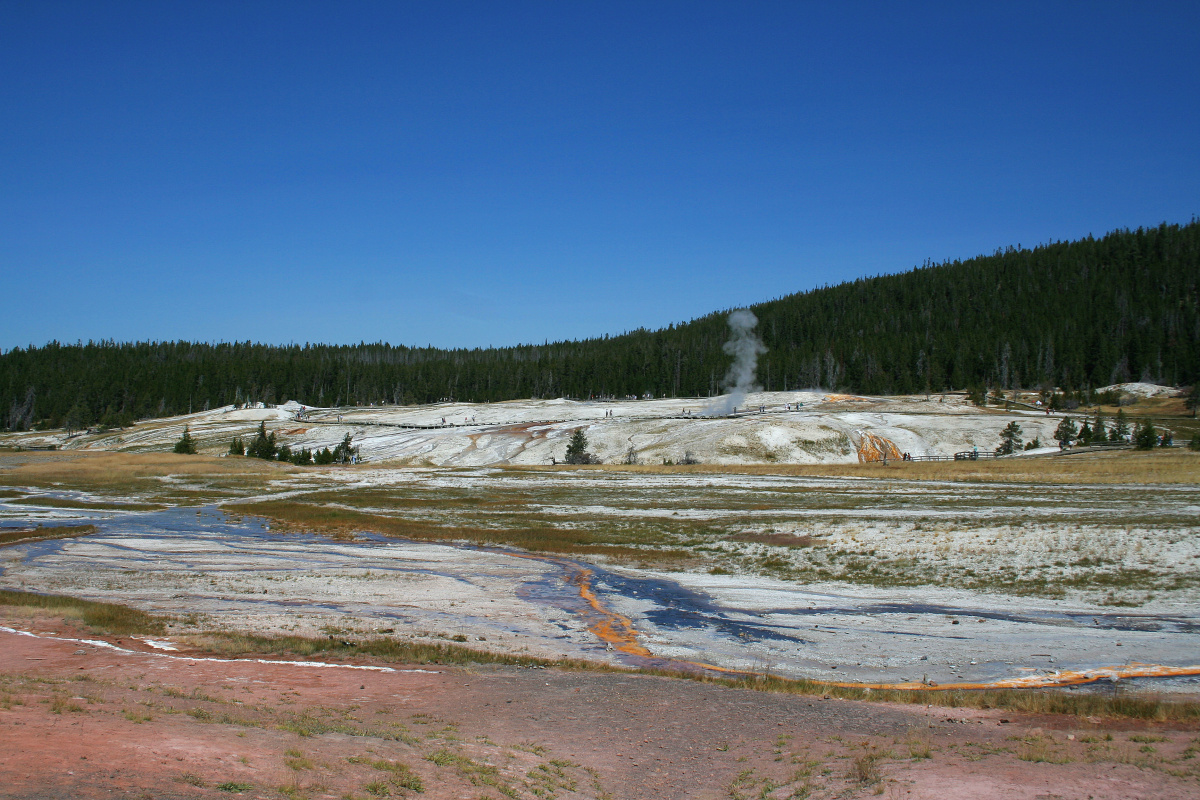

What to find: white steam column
left=704, top=309, right=767, bottom=416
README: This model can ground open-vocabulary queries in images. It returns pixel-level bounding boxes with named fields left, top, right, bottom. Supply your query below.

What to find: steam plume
left=704, top=309, right=767, bottom=415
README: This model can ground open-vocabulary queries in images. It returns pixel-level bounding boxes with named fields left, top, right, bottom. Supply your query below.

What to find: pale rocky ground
left=0, top=389, right=1119, bottom=466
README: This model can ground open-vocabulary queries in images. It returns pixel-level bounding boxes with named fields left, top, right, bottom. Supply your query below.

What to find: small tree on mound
left=995, top=421, right=1022, bottom=456
left=564, top=428, right=596, bottom=464
left=248, top=422, right=277, bottom=460
left=173, top=425, right=197, bottom=455
left=228, top=436, right=244, bottom=456
left=332, top=433, right=359, bottom=464
left=1133, top=420, right=1158, bottom=450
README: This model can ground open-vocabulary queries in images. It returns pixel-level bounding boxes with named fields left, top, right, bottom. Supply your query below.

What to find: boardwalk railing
left=862, top=451, right=996, bottom=463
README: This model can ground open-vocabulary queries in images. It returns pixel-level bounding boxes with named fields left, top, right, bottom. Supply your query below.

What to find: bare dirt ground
left=3, top=609, right=1197, bottom=800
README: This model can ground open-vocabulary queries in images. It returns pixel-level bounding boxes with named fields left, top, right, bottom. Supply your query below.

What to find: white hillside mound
left=2, top=390, right=1087, bottom=467
left=1097, top=382, right=1179, bottom=398
left=221, top=407, right=296, bottom=422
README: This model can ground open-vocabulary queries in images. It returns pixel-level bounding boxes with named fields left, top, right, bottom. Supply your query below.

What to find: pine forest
left=3, top=221, right=1198, bottom=431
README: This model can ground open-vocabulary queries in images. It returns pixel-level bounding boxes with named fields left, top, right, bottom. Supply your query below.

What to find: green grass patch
left=215, top=781, right=252, bottom=792
left=8, top=496, right=165, bottom=511
left=230, top=499, right=695, bottom=563
left=0, top=524, right=97, bottom=548
left=186, top=629, right=607, bottom=671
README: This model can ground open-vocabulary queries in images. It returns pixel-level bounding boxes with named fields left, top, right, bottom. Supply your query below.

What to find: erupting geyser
left=704, top=309, right=767, bottom=416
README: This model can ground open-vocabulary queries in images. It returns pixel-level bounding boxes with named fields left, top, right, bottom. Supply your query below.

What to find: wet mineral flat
left=2, top=497, right=1198, bottom=691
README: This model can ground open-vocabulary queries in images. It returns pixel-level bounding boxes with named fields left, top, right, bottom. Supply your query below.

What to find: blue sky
left=2, top=1, right=1197, bottom=351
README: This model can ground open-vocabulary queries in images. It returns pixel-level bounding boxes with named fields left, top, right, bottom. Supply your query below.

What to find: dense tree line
left=3, top=221, right=1198, bottom=430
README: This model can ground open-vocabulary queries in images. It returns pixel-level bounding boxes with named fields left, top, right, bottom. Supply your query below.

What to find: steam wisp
left=705, top=309, right=767, bottom=416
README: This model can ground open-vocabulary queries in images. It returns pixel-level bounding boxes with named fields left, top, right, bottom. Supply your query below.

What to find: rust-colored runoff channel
left=830, top=663, right=1200, bottom=692
left=565, top=566, right=652, bottom=658
left=532, top=551, right=1200, bottom=691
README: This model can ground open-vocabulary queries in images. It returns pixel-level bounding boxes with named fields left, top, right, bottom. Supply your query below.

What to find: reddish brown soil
left=1, top=612, right=1197, bottom=800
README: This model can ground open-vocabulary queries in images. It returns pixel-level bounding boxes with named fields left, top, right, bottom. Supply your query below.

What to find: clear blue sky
left=2, top=1, right=1197, bottom=352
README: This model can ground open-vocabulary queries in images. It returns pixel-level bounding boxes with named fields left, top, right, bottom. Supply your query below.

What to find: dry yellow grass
left=0, top=451, right=287, bottom=490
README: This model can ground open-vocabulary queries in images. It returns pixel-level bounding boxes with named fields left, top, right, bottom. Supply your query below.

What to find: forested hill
left=4, top=221, right=1199, bottom=430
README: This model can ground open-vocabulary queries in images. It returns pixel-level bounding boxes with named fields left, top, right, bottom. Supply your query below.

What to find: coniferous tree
left=248, top=422, right=277, bottom=460
left=1187, top=386, right=1200, bottom=418
left=564, top=428, right=593, bottom=464
left=996, top=421, right=1023, bottom=455
left=1133, top=421, right=1158, bottom=450
left=229, top=436, right=244, bottom=456
left=172, top=425, right=197, bottom=454
left=1110, top=409, right=1131, bottom=442
left=1053, top=417, right=1077, bottom=448
left=331, top=433, right=358, bottom=464
left=63, top=402, right=86, bottom=435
